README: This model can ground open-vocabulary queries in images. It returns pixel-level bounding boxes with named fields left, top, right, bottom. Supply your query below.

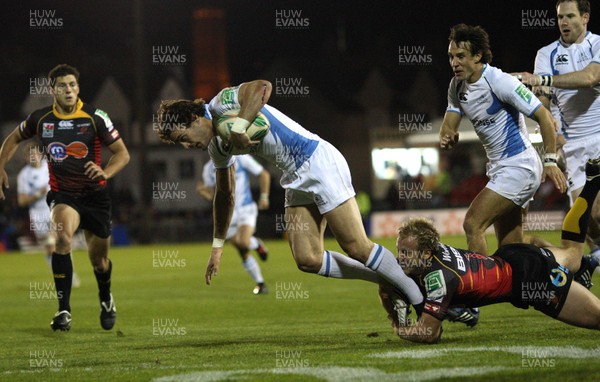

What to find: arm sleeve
left=236, top=155, right=264, bottom=176
left=19, top=113, right=39, bottom=140
left=534, top=48, right=553, bottom=75
left=446, top=78, right=463, bottom=116
left=421, top=268, right=459, bottom=321
left=208, top=84, right=244, bottom=118
left=94, top=109, right=121, bottom=146
left=494, top=73, right=542, bottom=117
left=592, top=40, right=600, bottom=64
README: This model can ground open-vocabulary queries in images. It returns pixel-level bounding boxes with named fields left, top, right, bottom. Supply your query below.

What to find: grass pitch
left=1, top=232, right=600, bottom=381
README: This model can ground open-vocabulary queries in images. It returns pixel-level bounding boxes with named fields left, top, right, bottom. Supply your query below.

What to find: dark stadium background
left=0, top=0, right=593, bottom=245
left=2, top=0, right=590, bottom=120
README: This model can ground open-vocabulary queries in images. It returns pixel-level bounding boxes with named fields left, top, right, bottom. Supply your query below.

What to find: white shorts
left=226, top=202, right=258, bottom=239
left=29, top=208, right=51, bottom=239
left=563, top=134, right=600, bottom=192
left=283, top=141, right=356, bottom=214
left=485, top=146, right=542, bottom=208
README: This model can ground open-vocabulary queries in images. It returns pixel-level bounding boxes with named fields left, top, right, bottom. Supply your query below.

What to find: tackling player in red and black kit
left=0, top=64, right=130, bottom=331
left=380, top=157, right=600, bottom=343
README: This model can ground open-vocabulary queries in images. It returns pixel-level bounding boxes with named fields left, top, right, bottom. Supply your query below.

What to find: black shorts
left=47, top=189, right=112, bottom=239
left=494, top=243, right=573, bottom=318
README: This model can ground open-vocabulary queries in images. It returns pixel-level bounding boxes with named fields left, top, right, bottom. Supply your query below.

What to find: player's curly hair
left=156, top=99, right=206, bottom=143
left=556, top=0, right=590, bottom=15
left=449, top=23, right=493, bottom=64
left=397, top=217, right=440, bottom=253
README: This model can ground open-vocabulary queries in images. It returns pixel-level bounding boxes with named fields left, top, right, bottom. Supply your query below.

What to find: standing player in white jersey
left=156, top=80, right=425, bottom=315
left=440, top=23, right=567, bottom=257
left=17, top=142, right=80, bottom=287
left=197, top=156, right=270, bottom=294
left=517, top=1, right=600, bottom=285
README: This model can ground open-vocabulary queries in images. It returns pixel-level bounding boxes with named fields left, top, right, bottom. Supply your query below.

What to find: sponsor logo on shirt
left=515, top=84, right=533, bottom=104
left=475, top=94, right=489, bottom=104
left=425, top=270, right=447, bottom=299
left=95, top=109, right=114, bottom=130
left=555, top=54, right=569, bottom=65
left=219, top=88, right=236, bottom=106
left=550, top=265, right=569, bottom=287
left=473, top=117, right=496, bottom=129
left=576, top=51, right=592, bottom=64
left=47, top=141, right=89, bottom=161
left=58, top=120, right=74, bottom=129
left=314, top=194, right=326, bottom=207
left=47, top=142, right=67, bottom=161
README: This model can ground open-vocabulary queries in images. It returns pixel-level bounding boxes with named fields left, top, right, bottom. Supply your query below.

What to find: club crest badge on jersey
left=42, top=123, right=54, bottom=138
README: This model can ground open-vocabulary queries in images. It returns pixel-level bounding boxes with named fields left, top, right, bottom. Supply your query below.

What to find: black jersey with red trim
left=415, top=243, right=513, bottom=320
left=19, top=99, right=121, bottom=197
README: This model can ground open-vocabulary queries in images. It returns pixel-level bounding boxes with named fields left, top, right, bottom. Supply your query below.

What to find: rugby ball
left=214, top=110, right=270, bottom=144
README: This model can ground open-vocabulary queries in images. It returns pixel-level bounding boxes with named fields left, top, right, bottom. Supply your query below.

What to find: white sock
left=318, top=250, right=379, bottom=283
left=365, top=243, right=423, bottom=305
left=249, top=237, right=259, bottom=250
left=45, top=255, right=52, bottom=268
left=590, top=247, right=600, bottom=264
left=243, top=256, right=264, bottom=284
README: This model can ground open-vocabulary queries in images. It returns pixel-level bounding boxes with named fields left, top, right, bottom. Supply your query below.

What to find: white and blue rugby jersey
left=534, top=32, right=600, bottom=140
left=447, top=65, right=541, bottom=162
left=202, top=155, right=264, bottom=208
left=207, top=84, right=321, bottom=177
left=17, top=160, right=50, bottom=215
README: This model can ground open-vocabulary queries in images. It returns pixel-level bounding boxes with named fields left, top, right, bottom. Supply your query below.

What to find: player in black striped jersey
left=0, top=64, right=130, bottom=331
left=381, top=157, right=600, bottom=343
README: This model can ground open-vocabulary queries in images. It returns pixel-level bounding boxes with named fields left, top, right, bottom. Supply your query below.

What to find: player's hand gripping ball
left=214, top=110, right=270, bottom=154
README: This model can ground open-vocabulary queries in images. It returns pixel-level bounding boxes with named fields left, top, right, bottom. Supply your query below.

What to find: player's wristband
left=230, top=117, right=251, bottom=134
left=543, top=153, right=558, bottom=167
left=212, top=238, right=225, bottom=248
left=259, top=193, right=269, bottom=201
left=539, top=75, right=553, bottom=87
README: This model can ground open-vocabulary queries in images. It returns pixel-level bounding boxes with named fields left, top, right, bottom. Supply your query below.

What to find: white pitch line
left=369, top=345, right=600, bottom=359
left=152, top=365, right=511, bottom=382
